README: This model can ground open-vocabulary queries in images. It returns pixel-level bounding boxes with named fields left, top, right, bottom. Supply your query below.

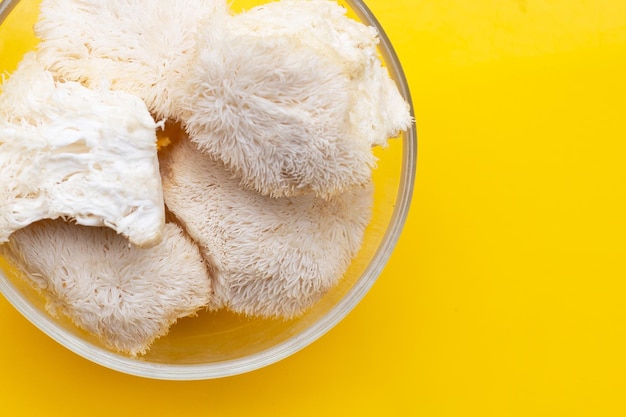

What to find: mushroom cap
left=160, top=137, right=373, bottom=319
left=180, top=0, right=411, bottom=198
left=1, top=220, right=213, bottom=356
left=232, top=0, right=412, bottom=147
left=0, top=54, right=165, bottom=247
left=34, top=0, right=230, bottom=120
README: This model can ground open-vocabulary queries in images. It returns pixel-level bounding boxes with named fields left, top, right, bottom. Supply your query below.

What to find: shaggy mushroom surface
left=35, top=0, right=230, bottom=120
left=180, top=0, right=411, bottom=198
left=160, top=138, right=373, bottom=319
left=1, top=220, right=213, bottom=356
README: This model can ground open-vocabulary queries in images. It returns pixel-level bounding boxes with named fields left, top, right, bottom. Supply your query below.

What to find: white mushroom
left=179, top=0, right=412, bottom=198
left=160, top=137, right=373, bottom=319
left=0, top=54, right=164, bottom=247
left=34, top=0, right=230, bottom=120
left=0, top=220, right=213, bottom=356
left=231, top=0, right=412, bottom=148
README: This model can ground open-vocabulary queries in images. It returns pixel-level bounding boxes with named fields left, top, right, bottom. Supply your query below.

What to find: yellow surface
left=1, top=0, right=626, bottom=416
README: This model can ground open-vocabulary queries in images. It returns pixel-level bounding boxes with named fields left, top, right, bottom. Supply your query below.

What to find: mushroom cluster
left=0, top=0, right=411, bottom=355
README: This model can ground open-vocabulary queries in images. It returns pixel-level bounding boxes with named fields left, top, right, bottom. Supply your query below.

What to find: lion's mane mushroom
left=34, top=0, right=230, bottom=120
left=179, top=0, right=411, bottom=198
left=1, top=220, right=213, bottom=356
left=160, top=137, right=373, bottom=319
left=0, top=54, right=164, bottom=247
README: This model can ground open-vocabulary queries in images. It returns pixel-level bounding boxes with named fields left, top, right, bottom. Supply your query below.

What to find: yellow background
left=2, top=0, right=626, bottom=416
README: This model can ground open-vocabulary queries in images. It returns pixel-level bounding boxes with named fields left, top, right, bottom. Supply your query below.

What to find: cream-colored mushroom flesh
left=0, top=54, right=164, bottom=247
left=0, top=220, right=213, bottom=356
left=181, top=0, right=411, bottom=198
left=34, top=0, right=230, bottom=120
left=160, top=138, right=373, bottom=319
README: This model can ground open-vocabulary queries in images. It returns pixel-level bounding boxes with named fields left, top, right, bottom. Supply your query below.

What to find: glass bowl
left=0, top=0, right=416, bottom=380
